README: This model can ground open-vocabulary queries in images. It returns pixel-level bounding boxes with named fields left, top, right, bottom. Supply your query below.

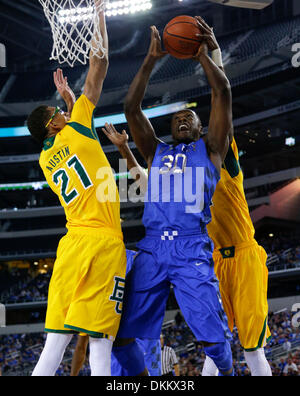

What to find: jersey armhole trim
left=68, top=121, right=96, bottom=141
left=91, top=111, right=100, bottom=142
left=222, top=145, right=240, bottom=178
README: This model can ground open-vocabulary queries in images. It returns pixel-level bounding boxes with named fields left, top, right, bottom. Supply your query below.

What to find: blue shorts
left=111, top=338, right=161, bottom=376
left=117, top=230, right=232, bottom=344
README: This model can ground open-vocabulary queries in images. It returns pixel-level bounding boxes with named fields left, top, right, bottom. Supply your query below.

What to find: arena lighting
left=58, top=0, right=152, bottom=22
left=285, top=137, right=296, bottom=147
left=58, top=6, right=94, bottom=24
left=105, top=0, right=152, bottom=17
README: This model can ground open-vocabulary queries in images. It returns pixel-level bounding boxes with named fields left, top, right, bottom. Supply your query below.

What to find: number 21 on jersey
left=52, top=155, right=93, bottom=205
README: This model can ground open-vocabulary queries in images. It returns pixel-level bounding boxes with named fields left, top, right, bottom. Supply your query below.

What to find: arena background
left=0, top=0, right=299, bottom=376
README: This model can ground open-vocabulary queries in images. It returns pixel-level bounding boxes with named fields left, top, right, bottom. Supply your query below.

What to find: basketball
left=163, top=15, right=202, bottom=59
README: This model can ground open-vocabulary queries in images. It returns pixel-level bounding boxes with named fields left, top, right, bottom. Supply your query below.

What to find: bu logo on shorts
left=110, top=276, right=126, bottom=314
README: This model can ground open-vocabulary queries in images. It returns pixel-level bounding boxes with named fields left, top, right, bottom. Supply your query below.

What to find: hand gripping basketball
left=194, top=16, right=219, bottom=52
left=163, top=15, right=202, bottom=59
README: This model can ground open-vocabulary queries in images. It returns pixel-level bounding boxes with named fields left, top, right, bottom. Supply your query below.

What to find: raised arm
left=53, top=68, right=76, bottom=115
left=196, top=17, right=234, bottom=144
left=194, top=18, right=232, bottom=173
left=83, top=1, right=109, bottom=106
left=102, top=123, right=148, bottom=189
left=124, top=26, right=167, bottom=169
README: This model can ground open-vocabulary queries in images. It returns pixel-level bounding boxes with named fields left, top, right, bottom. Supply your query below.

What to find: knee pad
left=204, top=340, right=233, bottom=375
left=112, top=340, right=146, bottom=376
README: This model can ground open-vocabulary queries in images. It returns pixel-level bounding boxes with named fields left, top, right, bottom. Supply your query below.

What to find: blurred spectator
left=282, top=336, right=292, bottom=353
left=1, top=231, right=300, bottom=304
left=0, top=309, right=299, bottom=376
left=0, top=230, right=299, bottom=376
left=278, top=357, right=287, bottom=375
left=0, top=271, right=52, bottom=304
left=283, top=358, right=299, bottom=376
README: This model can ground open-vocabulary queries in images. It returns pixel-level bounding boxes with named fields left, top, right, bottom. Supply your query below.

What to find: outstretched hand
left=54, top=68, right=71, bottom=98
left=53, top=68, right=76, bottom=114
left=102, top=123, right=129, bottom=148
left=193, top=17, right=220, bottom=62
left=195, top=16, right=219, bottom=52
left=147, top=26, right=168, bottom=60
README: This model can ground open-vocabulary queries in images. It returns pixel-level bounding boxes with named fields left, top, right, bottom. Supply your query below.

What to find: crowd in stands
left=0, top=309, right=299, bottom=376
left=166, top=310, right=300, bottom=376
left=0, top=332, right=78, bottom=377
left=260, top=231, right=300, bottom=256
left=0, top=231, right=299, bottom=375
left=1, top=272, right=51, bottom=304
left=260, top=232, right=300, bottom=272
left=0, top=267, right=30, bottom=303
left=0, top=231, right=300, bottom=304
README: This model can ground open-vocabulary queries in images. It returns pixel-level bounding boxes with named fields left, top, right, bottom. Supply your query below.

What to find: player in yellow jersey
left=27, top=6, right=127, bottom=376
left=196, top=18, right=272, bottom=376
left=203, top=137, right=272, bottom=376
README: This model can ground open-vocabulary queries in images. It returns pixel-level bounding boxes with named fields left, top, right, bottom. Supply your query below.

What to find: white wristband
left=212, top=48, right=223, bottom=68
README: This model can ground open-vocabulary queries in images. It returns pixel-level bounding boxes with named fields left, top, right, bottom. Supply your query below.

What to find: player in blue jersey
left=113, top=19, right=234, bottom=376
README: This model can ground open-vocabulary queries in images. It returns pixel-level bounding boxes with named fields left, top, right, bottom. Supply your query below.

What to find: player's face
left=171, top=110, right=202, bottom=144
left=46, top=106, right=70, bottom=132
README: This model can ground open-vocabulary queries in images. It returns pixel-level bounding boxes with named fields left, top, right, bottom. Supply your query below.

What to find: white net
left=39, top=0, right=106, bottom=67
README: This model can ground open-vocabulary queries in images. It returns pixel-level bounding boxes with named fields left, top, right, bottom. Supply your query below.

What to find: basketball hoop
left=39, top=0, right=106, bottom=67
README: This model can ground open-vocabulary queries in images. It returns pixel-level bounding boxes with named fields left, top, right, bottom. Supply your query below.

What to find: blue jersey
left=143, top=139, right=220, bottom=232
left=117, top=144, right=232, bottom=346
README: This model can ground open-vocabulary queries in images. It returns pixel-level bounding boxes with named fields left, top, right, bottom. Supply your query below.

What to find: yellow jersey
left=207, top=137, right=255, bottom=249
left=39, top=94, right=121, bottom=233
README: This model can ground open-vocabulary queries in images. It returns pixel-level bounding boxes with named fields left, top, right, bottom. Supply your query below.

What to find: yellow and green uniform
left=39, top=94, right=126, bottom=339
left=207, top=137, right=271, bottom=351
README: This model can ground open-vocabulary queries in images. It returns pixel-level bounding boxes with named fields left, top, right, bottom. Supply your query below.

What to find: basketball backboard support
left=208, top=0, right=273, bottom=9
left=0, top=43, right=6, bottom=68
left=0, top=304, right=5, bottom=327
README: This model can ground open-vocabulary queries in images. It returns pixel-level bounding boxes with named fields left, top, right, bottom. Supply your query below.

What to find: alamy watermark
left=291, top=303, right=300, bottom=329
left=291, top=43, right=300, bottom=68
left=95, top=159, right=206, bottom=214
